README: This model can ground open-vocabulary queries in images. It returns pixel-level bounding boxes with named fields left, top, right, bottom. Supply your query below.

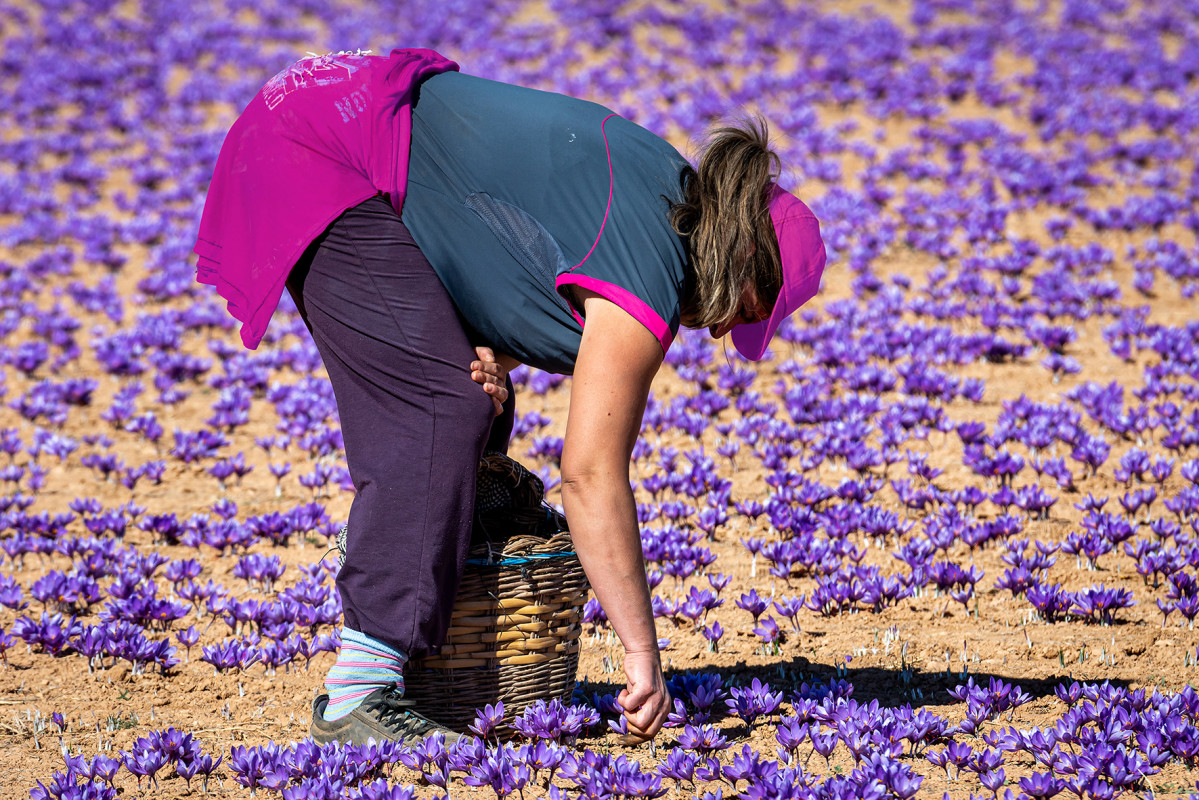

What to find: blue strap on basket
left=466, top=552, right=576, bottom=567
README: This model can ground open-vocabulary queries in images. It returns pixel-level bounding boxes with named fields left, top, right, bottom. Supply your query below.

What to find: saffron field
left=2, top=0, right=1199, bottom=798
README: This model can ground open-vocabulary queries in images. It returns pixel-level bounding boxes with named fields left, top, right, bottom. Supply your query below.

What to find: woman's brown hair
left=671, top=116, right=783, bottom=328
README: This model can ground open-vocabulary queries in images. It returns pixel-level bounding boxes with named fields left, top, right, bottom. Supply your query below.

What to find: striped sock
left=322, top=627, right=407, bottom=722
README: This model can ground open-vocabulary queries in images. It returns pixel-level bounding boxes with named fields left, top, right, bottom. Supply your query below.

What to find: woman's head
left=672, top=117, right=826, bottom=360
left=672, top=116, right=783, bottom=334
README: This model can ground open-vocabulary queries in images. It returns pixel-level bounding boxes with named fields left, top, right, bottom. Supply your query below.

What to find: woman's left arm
left=560, top=288, right=670, bottom=739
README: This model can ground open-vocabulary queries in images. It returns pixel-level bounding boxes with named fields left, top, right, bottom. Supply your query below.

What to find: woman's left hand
left=470, top=346, right=508, bottom=415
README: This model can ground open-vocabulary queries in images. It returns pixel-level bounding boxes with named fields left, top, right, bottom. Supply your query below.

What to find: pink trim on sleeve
left=570, top=113, right=618, bottom=271
left=557, top=273, right=673, bottom=354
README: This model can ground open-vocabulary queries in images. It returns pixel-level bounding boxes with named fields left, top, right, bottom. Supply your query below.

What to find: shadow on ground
left=580, top=653, right=1133, bottom=712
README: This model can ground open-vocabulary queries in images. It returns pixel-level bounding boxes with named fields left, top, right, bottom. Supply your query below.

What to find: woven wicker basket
left=402, top=530, right=588, bottom=734
left=335, top=453, right=589, bottom=735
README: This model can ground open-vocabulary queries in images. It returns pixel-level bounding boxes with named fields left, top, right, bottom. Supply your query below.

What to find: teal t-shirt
left=402, top=71, right=690, bottom=374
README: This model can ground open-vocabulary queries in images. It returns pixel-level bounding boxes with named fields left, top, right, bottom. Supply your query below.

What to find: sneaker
left=310, top=685, right=463, bottom=746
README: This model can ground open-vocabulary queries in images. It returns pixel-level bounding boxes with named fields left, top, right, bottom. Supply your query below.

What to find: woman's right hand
left=617, top=648, right=671, bottom=741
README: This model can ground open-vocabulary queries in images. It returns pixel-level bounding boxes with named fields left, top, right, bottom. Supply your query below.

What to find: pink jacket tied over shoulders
left=193, top=48, right=459, bottom=349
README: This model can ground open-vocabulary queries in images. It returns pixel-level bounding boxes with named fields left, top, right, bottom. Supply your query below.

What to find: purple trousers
left=287, top=194, right=514, bottom=658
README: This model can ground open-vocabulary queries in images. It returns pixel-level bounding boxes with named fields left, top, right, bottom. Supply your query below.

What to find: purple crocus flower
left=87, top=754, right=122, bottom=785
left=657, top=747, right=698, bottom=787
left=1019, top=771, right=1064, bottom=798
left=470, top=701, right=505, bottom=740
left=122, top=747, right=168, bottom=792
left=810, top=729, right=839, bottom=769
left=736, top=589, right=771, bottom=622
left=1070, top=584, right=1136, bottom=625
left=700, top=621, right=724, bottom=653
left=675, top=723, right=730, bottom=754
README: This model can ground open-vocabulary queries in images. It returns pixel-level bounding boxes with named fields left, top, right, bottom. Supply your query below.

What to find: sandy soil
left=1, top=0, right=1197, bottom=798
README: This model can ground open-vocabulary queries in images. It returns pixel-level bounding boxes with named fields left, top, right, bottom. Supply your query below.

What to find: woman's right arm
left=560, top=289, right=671, bottom=739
